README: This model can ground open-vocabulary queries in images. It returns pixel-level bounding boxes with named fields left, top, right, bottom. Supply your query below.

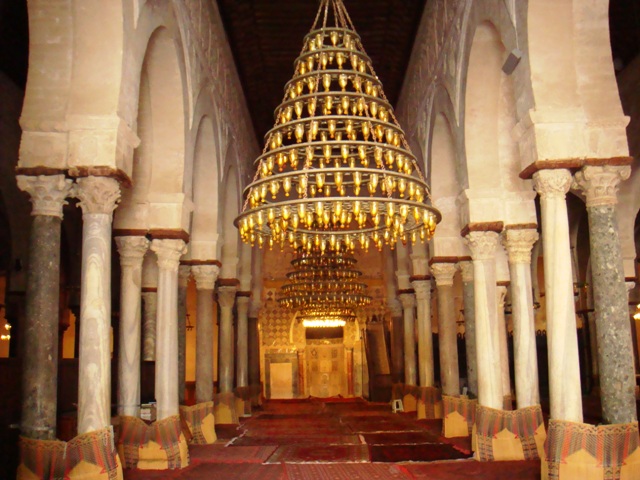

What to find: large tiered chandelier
left=235, top=0, right=440, bottom=253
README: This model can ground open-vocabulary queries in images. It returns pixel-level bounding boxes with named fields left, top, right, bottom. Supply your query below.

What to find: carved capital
left=17, top=174, right=73, bottom=218
left=399, top=293, right=416, bottom=309
left=178, top=265, right=191, bottom=288
left=73, top=176, right=121, bottom=216
left=387, top=297, right=403, bottom=318
left=458, top=261, right=474, bottom=283
left=115, top=236, right=149, bottom=268
left=217, top=286, right=237, bottom=309
left=572, top=165, right=631, bottom=208
left=465, top=231, right=500, bottom=262
left=191, top=265, right=219, bottom=291
left=431, top=263, right=458, bottom=287
left=410, top=254, right=429, bottom=277
left=532, top=169, right=572, bottom=200
left=502, top=229, right=539, bottom=265
left=411, top=279, right=431, bottom=300
left=150, top=239, right=187, bottom=272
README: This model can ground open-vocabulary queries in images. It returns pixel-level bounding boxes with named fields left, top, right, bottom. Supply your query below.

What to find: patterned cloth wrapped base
left=179, top=401, right=217, bottom=444
left=416, top=386, right=443, bottom=420
left=214, top=392, right=239, bottom=425
left=18, top=428, right=123, bottom=480
left=391, top=384, right=420, bottom=415
left=543, top=419, right=640, bottom=480
left=116, top=415, right=189, bottom=470
left=474, top=404, right=546, bottom=461
left=442, top=395, right=477, bottom=438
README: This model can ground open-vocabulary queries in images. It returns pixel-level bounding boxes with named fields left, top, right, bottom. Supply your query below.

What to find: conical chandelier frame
left=235, top=0, right=441, bottom=253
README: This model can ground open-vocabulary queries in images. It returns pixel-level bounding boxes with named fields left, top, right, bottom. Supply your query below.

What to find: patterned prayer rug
left=361, top=431, right=440, bottom=445
left=284, top=463, right=411, bottom=480
left=173, top=462, right=287, bottom=480
left=402, top=458, right=541, bottom=480
left=265, top=444, right=370, bottom=463
left=230, top=434, right=363, bottom=446
left=215, top=424, right=244, bottom=440
left=343, top=416, right=422, bottom=433
left=368, top=443, right=472, bottom=463
left=189, top=444, right=277, bottom=464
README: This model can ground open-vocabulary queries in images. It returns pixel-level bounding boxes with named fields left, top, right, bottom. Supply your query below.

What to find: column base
left=116, top=415, right=189, bottom=470
left=249, top=383, right=263, bottom=408
left=417, top=386, right=443, bottom=420
left=18, top=428, right=123, bottom=479
left=213, top=392, right=239, bottom=425
left=442, top=395, right=477, bottom=438
left=543, top=419, right=640, bottom=479
left=179, top=401, right=217, bottom=444
left=473, top=404, right=546, bottom=461
left=235, top=387, right=253, bottom=417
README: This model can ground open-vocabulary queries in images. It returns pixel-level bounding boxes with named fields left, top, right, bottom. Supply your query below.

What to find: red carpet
left=215, top=424, right=244, bottom=440
left=285, top=463, right=410, bottom=479
left=189, top=444, right=277, bottom=463
left=343, top=415, right=422, bottom=433
left=362, top=431, right=440, bottom=445
left=402, top=458, right=541, bottom=479
left=231, top=434, right=362, bottom=446
left=174, top=463, right=287, bottom=480
left=369, top=443, right=472, bottom=463
left=266, top=444, right=370, bottom=463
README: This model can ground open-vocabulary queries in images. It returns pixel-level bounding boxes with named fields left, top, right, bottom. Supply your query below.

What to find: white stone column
left=496, top=284, right=511, bottom=404
left=502, top=228, right=540, bottom=408
left=465, top=231, right=503, bottom=409
left=573, top=165, right=636, bottom=424
left=141, top=252, right=158, bottom=361
left=459, top=261, right=478, bottom=397
left=17, top=174, right=73, bottom=439
left=191, top=265, right=219, bottom=404
left=399, top=292, right=417, bottom=385
left=236, top=294, right=250, bottom=388
left=115, top=236, right=149, bottom=417
left=431, top=263, right=460, bottom=396
left=217, top=286, right=237, bottom=393
left=412, top=279, right=434, bottom=387
left=150, top=239, right=187, bottom=421
left=533, top=169, right=583, bottom=422
left=177, top=265, right=190, bottom=404
left=74, top=176, right=121, bottom=434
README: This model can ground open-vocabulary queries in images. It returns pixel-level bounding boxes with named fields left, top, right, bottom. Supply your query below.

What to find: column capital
left=178, top=265, right=191, bottom=288
left=73, top=176, right=121, bottom=216
left=236, top=295, right=250, bottom=313
left=532, top=169, right=572, bottom=200
left=115, top=236, right=149, bottom=268
left=502, top=229, right=539, bottom=265
left=217, top=286, right=237, bottom=308
left=387, top=297, right=403, bottom=318
left=192, top=265, right=219, bottom=290
left=150, top=239, right=187, bottom=272
left=17, top=174, right=73, bottom=218
left=465, top=231, right=500, bottom=261
left=431, top=263, right=458, bottom=287
left=411, top=279, right=432, bottom=300
left=399, top=292, right=416, bottom=309
left=572, top=165, right=631, bottom=208
left=410, top=254, right=429, bottom=277
left=458, top=261, right=474, bottom=283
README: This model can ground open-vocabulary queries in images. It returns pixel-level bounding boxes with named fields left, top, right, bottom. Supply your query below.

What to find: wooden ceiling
left=216, top=0, right=427, bottom=142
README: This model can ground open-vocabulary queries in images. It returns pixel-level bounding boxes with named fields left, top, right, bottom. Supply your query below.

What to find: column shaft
left=248, top=317, right=261, bottom=387
left=177, top=266, right=190, bottom=404
left=17, top=174, right=72, bottom=439
left=218, top=286, right=237, bottom=393
left=400, top=293, right=417, bottom=385
left=413, top=280, right=434, bottom=387
left=460, top=262, right=478, bottom=397
left=497, top=286, right=511, bottom=401
left=432, top=263, right=460, bottom=396
left=534, top=169, right=582, bottom=422
left=236, top=296, right=250, bottom=388
left=192, top=265, right=218, bottom=403
left=141, top=291, right=157, bottom=361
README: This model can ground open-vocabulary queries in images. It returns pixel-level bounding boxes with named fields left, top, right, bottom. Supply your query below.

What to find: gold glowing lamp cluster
left=235, top=0, right=441, bottom=253
left=278, top=249, right=370, bottom=323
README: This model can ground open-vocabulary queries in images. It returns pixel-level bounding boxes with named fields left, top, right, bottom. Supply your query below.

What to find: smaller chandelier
left=235, top=0, right=441, bottom=253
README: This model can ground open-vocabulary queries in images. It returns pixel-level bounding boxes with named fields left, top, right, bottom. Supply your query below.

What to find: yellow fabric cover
left=179, top=402, right=217, bottom=445
left=558, top=449, right=604, bottom=480
left=443, top=411, right=469, bottom=438
left=137, top=440, right=169, bottom=470
left=442, top=395, right=476, bottom=438
left=621, top=446, right=640, bottom=480
left=417, top=399, right=426, bottom=419
left=492, top=428, right=525, bottom=461
left=403, top=393, right=417, bottom=413
left=16, top=464, right=41, bottom=480
left=215, top=402, right=234, bottom=424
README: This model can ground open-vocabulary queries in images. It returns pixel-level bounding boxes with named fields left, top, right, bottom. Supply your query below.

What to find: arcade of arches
left=1, top=0, right=640, bottom=478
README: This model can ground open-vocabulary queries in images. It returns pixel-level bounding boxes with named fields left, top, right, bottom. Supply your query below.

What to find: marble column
left=17, top=174, right=72, bottom=439
left=533, top=169, right=583, bottom=422
left=496, top=285, right=511, bottom=404
left=141, top=291, right=157, bottom=361
left=459, top=261, right=478, bottom=397
left=218, top=286, right=237, bottom=393
left=248, top=301, right=261, bottom=389
left=503, top=229, right=540, bottom=408
left=389, top=300, right=404, bottom=383
left=115, top=236, right=149, bottom=417
left=177, top=265, right=190, bottom=404
left=431, top=263, right=460, bottom=396
left=573, top=165, right=636, bottom=424
left=74, top=176, right=121, bottom=434
left=151, top=239, right=187, bottom=421
left=412, top=279, right=434, bottom=387
left=236, top=295, right=250, bottom=388
left=192, top=265, right=219, bottom=404
left=465, top=232, right=503, bottom=409
left=399, top=292, right=417, bottom=385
